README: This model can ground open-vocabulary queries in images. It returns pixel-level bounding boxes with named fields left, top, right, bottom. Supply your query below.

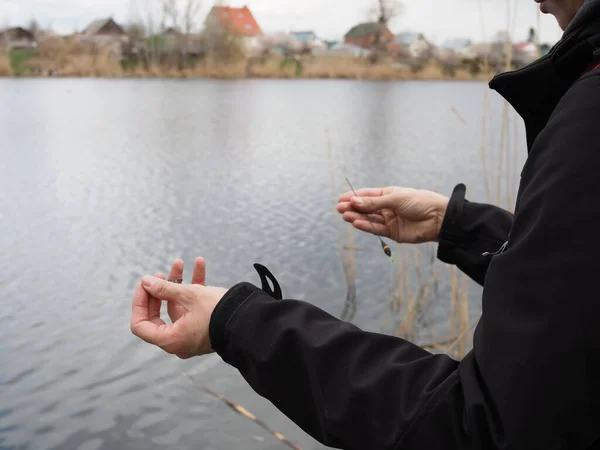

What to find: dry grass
left=387, top=245, right=474, bottom=360
left=1, top=37, right=494, bottom=81
left=184, top=373, right=303, bottom=450
left=21, top=37, right=125, bottom=77
left=250, top=57, right=491, bottom=81
left=0, top=54, right=11, bottom=76
left=326, top=130, right=358, bottom=323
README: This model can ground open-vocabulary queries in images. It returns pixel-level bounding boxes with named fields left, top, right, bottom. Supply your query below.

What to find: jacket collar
left=564, top=0, right=600, bottom=36
left=489, top=18, right=600, bottom=150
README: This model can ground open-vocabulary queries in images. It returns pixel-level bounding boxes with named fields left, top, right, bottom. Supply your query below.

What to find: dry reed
left=325, top=1, right=525, bottom=361
left=184, top=373, right=303, bottom=450
left=0, top=54, right=11, bottom=76
left=2, top=37, right=495, bottom=81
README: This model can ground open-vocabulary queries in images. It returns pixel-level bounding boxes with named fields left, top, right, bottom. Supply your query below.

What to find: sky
left=1, top=0, right=566, bottom=45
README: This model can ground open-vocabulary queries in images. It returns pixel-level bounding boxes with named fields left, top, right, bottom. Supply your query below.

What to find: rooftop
left=210, top=6, right=263, bottom=37
left=345, top=22, right=390, bottom=39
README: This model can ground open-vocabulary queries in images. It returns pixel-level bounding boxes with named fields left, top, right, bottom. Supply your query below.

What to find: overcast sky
left=1, top=0, right=565, bottom=45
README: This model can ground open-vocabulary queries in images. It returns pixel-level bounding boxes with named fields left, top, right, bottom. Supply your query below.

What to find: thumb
left=351, top=193, right=397, bottom=212
left=141, top=276, right=191, bottom=305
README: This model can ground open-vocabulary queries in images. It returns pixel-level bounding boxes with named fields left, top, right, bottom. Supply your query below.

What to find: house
left=514, top=41, right=539, bottom=58
left=259, top=31, right=327, bottom=55
left=513, top=41, right=540, bottom=68
left=290, top=31, right=327, bottom=52
left=436, top=38, right=477, bottom=63
left=134, top=27, right=205, bottom=66
left=0, top=27, right=37, bottom=51
left=157, top=27, right=184, bottom=53
left=326, top=43, right=372, bottom=57
left=83, top=18, right=126, bottom=40
left=80, top=17, right=128, bottom=58
left=260, top=32, right=300, bottom=55
left=344, top=22, right=394, bottom=51
left=291, top=31, right=317, bottom=43
left=395, top=32, right=432, bottom=59
left=171, top=30, right=205, bottom=57
left=540, top=43, right=552, bottom=56
left=204, top=5, right=263, bottom=55
left=440, top=38, right=473, bottom=50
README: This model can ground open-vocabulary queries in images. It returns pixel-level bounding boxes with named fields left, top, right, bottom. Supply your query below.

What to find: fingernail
left=141, top=276, right=157, bottom=288
left=352, top=197, right=364, bottom=206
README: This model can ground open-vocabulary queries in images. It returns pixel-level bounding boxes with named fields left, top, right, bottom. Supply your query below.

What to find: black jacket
left=208, top=9, right=600, bottom=450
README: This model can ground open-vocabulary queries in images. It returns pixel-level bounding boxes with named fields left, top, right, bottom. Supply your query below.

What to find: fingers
left=191, top=257, right=206, bottom=285
left=131, top=283, right=150, bottom=328
left=165, top=257, right=205, bottom=284
left=141, top=276, right=193, bottom=308
left=337, top=200, right=384, bottom=216
left=167, top=261, right=186, bottom=322
left=337, top=187, right=402, bottom=214
left=342, top=211, right=386, bottom=225
left=348, top=191, right=404, bottom=213
left=131, top=283, right=173, bottom=345
left=337, top=197, right=388, bottom=214
left=149, top=257, right=207, bottom=326
left=148, top=272, right=165, bottom=321
left=168, top=258, right=184, bottom=283
left=338, top=187, right=391, bottom=203
left=352, top=220, right=389, bottom=237
left=151, top=272, right=176, bottom=328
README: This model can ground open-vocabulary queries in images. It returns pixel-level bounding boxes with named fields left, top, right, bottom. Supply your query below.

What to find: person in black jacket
left=131, top=1, right=600, bottom=448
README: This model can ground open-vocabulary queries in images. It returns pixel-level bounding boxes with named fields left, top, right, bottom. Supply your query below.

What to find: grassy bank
left=0, top=57, right=493, bottom=81
left=8, top=49, right=36, bottom=76
left=1, top=40, right=493, bottom=81
left=0, top=54, right=11, bottom=76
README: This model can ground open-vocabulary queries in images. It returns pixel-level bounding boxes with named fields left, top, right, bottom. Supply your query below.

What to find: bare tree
left=128, top=0, right=156, bottom=35
left=155, top=0, right=202, bottom=33
left=372, top=0, right=403, bottom=26
left=183, top=0, right=202, bottom=34
left=28, top=18, right=41, bottom=38
left=126, top=22, right=147, bottom=42
left=127, top=0, right=158, bottom=66
left=362, top=0, right=403, bottom=62
left=159, top=0, right=180, bottom=30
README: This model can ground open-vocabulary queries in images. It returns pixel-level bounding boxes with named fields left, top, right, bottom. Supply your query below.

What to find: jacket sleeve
left=209, top=75, right=600, bottom=450
left=209, top=281, right=462, bottom=450
left=436, top=184, right=514, bottom=286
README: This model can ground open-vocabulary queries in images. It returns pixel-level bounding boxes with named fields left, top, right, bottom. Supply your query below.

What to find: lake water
left=0, top=78, right=525, bottom=450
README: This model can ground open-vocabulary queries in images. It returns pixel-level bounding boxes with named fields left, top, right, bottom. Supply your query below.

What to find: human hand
left=130, top=258, right=227, bottom=359
left=152, top=257, right=207, bottom=326
left=336, top=187, right=449, bottom=244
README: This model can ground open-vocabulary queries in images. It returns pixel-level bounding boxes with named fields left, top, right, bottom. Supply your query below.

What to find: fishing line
left=345, top=177, right=396, bottom=264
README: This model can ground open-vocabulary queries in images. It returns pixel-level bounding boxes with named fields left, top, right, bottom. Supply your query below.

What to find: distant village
left=0, top=4, right=552, bottom=78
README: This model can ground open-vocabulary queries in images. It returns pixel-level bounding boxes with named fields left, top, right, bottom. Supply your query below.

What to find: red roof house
left=205, top=5, right=263, bottom=36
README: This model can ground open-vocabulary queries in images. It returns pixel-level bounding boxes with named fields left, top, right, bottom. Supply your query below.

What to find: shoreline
left=0, top=74, right=491, bottom=81
left=0, top=70, right=494, bottom=82
left=1, top=53, right=496, bottom=82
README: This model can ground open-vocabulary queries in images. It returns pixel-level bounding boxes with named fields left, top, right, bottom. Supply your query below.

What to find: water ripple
left=3, top=369, right=35, bottom=386
left=0, top=78, right=522, bottom=450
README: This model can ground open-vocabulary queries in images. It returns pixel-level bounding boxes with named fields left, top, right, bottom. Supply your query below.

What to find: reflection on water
left=0, top=78, right=524, bottom=450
